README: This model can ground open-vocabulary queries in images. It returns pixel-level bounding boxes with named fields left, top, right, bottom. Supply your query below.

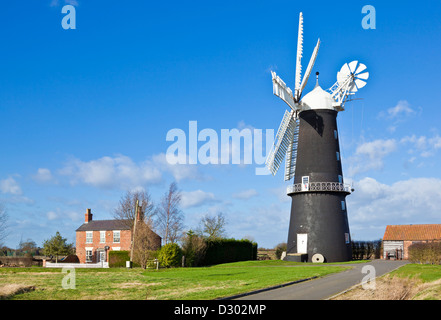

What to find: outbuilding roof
left=383, top=224, right=441, bottom=241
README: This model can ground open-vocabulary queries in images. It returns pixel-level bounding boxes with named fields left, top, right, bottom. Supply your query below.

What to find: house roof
left=76, top=219, right=132, bottom=232
left=383, top=224, right=441, bottom=241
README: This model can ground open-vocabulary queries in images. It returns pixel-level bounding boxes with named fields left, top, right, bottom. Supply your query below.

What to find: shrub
left=275, top=243, right=287, bottom=260
left=181, top=232, right=206, bottom=267
left=158, top=243, right=183, bottom=268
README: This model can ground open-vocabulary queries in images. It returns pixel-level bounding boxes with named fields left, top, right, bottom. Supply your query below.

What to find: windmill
left=266, top=12, right=369, bottom=263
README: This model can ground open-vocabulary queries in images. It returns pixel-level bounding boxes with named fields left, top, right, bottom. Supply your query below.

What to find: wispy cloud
left=50, top=0, right=78, bottom=7
left=181, top=190, right=218, bottom=209
left=0, top=177, right=22, bottom=195
left=347, top=139, right=397, bottom=177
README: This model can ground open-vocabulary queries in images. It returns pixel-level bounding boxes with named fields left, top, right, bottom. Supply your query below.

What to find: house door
left=297, top=234, right=308, bottom=254
left=98, top=251, right=106, bottom=263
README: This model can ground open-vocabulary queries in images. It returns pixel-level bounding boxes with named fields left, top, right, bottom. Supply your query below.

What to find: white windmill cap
left=300, top=85, right=336, bottom=111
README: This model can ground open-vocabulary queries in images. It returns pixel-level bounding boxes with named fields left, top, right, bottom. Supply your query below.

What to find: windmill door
left=297, top=234, right=308, bottom=254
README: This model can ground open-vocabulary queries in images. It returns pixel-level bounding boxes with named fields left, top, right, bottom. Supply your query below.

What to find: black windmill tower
left=266, top=12, right=369, bottom=262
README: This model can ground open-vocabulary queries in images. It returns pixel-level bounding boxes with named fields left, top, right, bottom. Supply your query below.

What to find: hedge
left=200, top=238, right=257, bottom=266
left=108, top=250, right=140, bottom=268
left=408, top=242, right=441, bottom=264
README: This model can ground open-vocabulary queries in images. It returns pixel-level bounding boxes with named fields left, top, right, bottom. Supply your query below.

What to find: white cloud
left=401, top=134, right=441, bottom=158
left=59, top=154, right=162, bottom=189
left=152, top=153, right=204, bottom=182
left=347, top=177, right=441, bottom=239
left=47, top=211, right=58, bottom=220
left=232, top=189, right=258, bottom=199
left=347, top=139, right=397, bottom=177
left=0, top=177, right=22, bottom=195
left=387, top=100, right=415, bottom=118
left=50, top=0, right=78, bottom=7
left=181, top=190, right=217, bottom=209
left=32, top=168, right=54, bottom=183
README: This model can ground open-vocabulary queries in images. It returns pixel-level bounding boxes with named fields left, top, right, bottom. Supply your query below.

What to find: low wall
left=45, top=261, right=109, bottom=268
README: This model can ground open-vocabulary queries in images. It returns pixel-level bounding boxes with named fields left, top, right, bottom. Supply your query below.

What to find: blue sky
left=1, top=0, right=441, bottom=248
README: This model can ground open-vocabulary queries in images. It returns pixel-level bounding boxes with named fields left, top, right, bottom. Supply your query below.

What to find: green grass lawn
left=390, top=263, right=441, bottom=283
left=0, top=260, right=349, bottom=300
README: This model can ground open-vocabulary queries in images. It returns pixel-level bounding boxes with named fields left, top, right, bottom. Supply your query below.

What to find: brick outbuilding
left=75, top=208, right=161, bottom=264
left=382, top=224, right=441, bottom=260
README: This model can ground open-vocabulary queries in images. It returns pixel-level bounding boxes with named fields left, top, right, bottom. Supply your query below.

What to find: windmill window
left=336, top=152, right=340, bottom=161
left=338, top=175, right=343, bottom=183
left=334, top=130, right=338, bottom=139
left=341, top=201, right=346, bottom=211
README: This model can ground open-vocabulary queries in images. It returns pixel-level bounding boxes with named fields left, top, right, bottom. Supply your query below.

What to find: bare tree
left=0, top=203, right=8, bottom=246
left=157, top=182, right=184, bottom=245
left=132, top=220, right=160, bottom=269
left=114, top=190, right=155, bottom=229
left=197, top=212, right=227, bottom=240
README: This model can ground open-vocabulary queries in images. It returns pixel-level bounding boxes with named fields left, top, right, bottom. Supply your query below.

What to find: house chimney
left=136, top=205, right=141, bottom=222
left=85, top=208, right=93, bottom=223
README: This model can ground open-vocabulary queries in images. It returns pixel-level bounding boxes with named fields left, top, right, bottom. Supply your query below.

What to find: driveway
left=235, top=260, right=409, bottom=300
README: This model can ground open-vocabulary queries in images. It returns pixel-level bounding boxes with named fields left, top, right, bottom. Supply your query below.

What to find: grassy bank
left=333, top=264, right=441, bottom=300
left=0, top=260, right=349, bottom=300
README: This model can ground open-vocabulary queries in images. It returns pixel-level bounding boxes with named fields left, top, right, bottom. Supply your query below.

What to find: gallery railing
left=286, top=182, right=353, bottom=195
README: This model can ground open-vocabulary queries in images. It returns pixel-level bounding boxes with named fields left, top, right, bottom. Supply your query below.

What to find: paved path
left=236, top=260, right=409, bottom=300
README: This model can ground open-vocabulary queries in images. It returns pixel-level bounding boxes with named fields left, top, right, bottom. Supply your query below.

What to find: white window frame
left=113, top=230, right=121, bottom=243
left=86, top=231, right=93, bottom=244
left=85, top=248, right=93, bottom=263
left=100, top=231, right=106, bottom=243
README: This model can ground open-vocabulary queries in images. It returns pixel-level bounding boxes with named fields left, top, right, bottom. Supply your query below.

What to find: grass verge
left=0, top=260, right=349, bottom=300
left=332, top=264, right=441, bottom=300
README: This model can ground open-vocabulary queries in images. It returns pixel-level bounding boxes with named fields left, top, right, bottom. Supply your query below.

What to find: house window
left=341, top=201, right=346, bottom=211
left=86, top=249, right=93, bottom=263
left=86, top=231, right=93, bottom=244
left=100, top=231, right=105, bottom=243
left=113, top=230, right=120, bottom=243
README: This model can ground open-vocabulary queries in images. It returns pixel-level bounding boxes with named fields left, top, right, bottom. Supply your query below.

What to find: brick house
left=75, top=208, right=161, bottom=264
left=382, top=224, right=441, bottom=260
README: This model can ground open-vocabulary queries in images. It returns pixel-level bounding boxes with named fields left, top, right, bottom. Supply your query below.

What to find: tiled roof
left=76, top=219, right=132, bottom=232
left=383, top=224, right=441, bottom=241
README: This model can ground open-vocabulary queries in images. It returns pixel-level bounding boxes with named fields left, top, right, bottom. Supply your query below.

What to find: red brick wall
left=76, top=229, right=132, bottom=263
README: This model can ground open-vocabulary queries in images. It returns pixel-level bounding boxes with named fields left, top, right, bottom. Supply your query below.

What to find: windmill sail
left=284, top=116, right=299, bottom=181
left=271, top=71, right=296, bottom=111
left=299, top=38, right=320, bottom=95
left=294, top=12, right=304, bottom=101
left=265, top=110, right=298, bottom=175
